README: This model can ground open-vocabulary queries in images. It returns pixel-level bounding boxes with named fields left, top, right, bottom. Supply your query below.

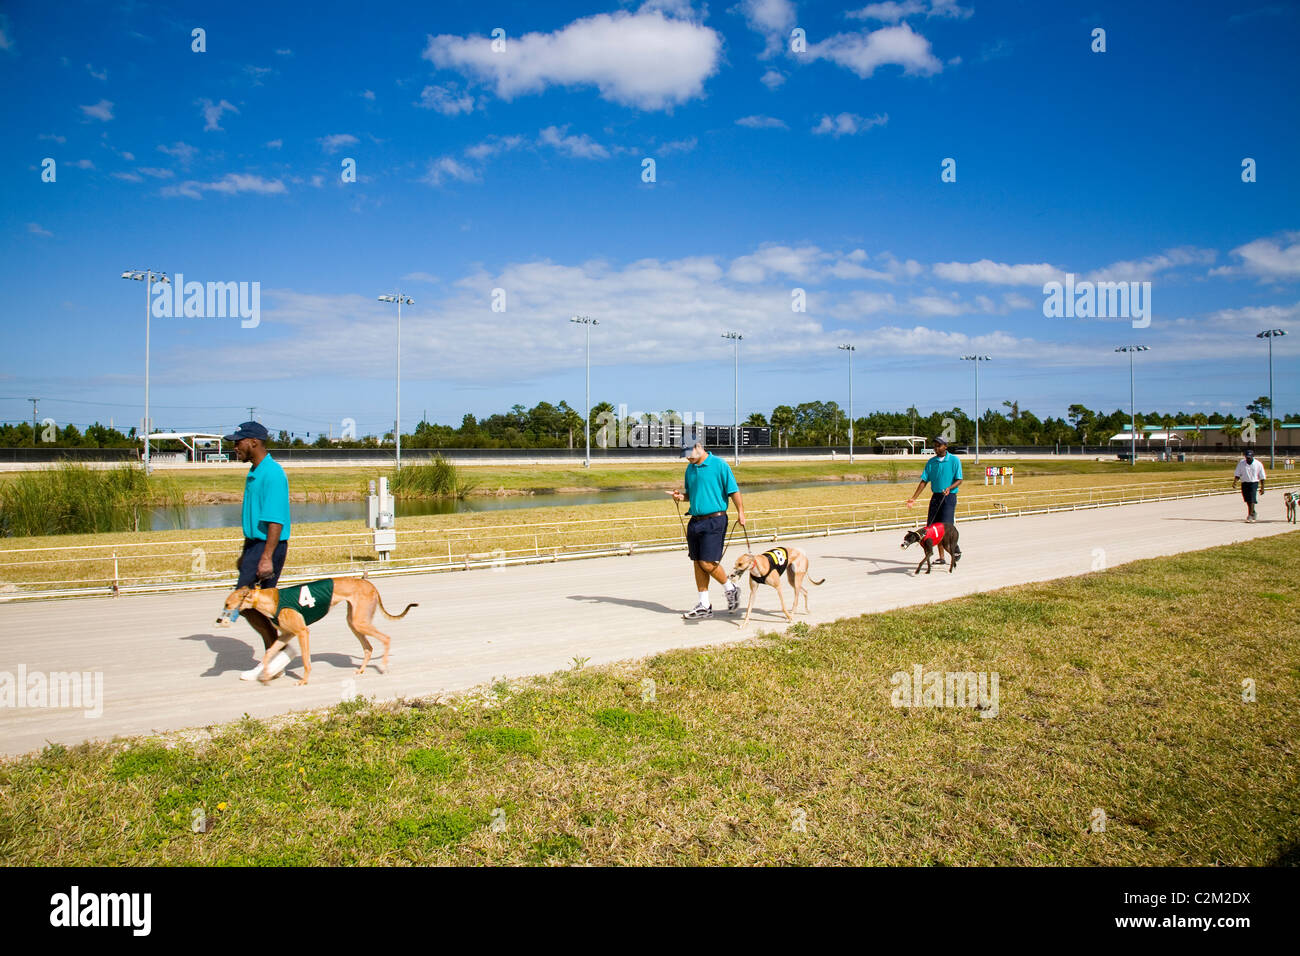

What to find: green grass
left=387, top=457, right=478, bottom=499
left=0, top=462, right=187, bottom=536
left=1, top=532, right=1296, bottom=865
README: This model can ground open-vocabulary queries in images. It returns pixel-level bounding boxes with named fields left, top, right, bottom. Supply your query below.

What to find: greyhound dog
left=1285, top=491, right=1298, bottom=524
left=727, top=546, right=824, bottom=629
left=901, top=523, right=961, bottom=575
left=219, top=578, right=416, bottom=685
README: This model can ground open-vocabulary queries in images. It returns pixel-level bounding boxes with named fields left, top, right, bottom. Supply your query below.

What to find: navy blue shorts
left=927, top=493, right=957, bottom=527
left=1240, top=482, right=1258, bottom=505
left=236, top=537, right=288, bottom=588
left=686, top=514, right=727, bottom=563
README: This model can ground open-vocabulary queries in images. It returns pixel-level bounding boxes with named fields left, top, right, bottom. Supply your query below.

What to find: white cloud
left=539, top=125, right=610, bottom=159
left=112, top=171, right=144, bottom=182
left=266, top=139, right=283, bottom=149
left=657, top=137, right=697, bottom=154
left=932, top=259, right=1062, bottom=286
left=68, top=159, right=94, bottom=169
left=812, top=112, right=888, bottom=136
left=417, top=83, right=475, bottom=115
left=275, top=48, right=293, bottom=56
left=1085, top=246, right=1216, bottom=282
left=737, top=114, right=789, bottom=129
left=808, top=23, right=942, bottom=78
left=39, top=133, right=66, bottom=143
left=422, top=156, right=481, bottom=186
left=87, top=63, right=107, bottom=81
left=161, top=173, right=287, bottom=199
left=27, top=222, right=53, bottom=237
left=79, top=100, right=114, bottom=122
left=1211, top=232, right=1300, bottom=281
left=422, top=10, right=722, bottom=110
left=0, top=15, right=14, bottom=53
left=846, top=0, right=972, bottom=23
left=464, top=135, right=526, bottom=160
left=361, top=89, right=375, bottom=100
left=402, top=272, right=440, bottom=284
left=137, top=167, right=174, bottom=178
left=157, top=142, right=198, bottom=165
left=760, top=68, right=786, bottom=89
left=738, top=0, right=797, bottom=57
left=319, top=133, right=359, bottom=153
left=198, top=98, right=239, bottom=131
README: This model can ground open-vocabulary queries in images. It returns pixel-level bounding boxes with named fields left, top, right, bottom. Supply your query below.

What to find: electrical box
left=367, top=477, right=396, bottom=559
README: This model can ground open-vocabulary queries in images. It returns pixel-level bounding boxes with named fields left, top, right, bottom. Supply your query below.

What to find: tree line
left=3, top=395, right=1293, bottom=450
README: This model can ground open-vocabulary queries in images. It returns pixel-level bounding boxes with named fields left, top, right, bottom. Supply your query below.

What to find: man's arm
left=905, top=479, right=928, bottom=505
left=257, top=523, right=282, bottom=579
left=945, top=478, right=963, bottom=494
left=730, top=491, right=745, bottom=525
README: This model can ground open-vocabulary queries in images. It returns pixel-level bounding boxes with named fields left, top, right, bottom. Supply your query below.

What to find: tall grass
left=0, top=463, right=187, bottom=536
left=388, top=456, right=478, bottom=499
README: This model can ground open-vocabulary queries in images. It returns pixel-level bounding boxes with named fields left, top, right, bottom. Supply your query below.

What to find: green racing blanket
left=276, top=579, right=334, bottom=626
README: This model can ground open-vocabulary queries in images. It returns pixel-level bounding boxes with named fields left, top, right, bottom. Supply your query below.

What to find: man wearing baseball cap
left=668, top=438, right=745, bottom=620
left=218, top=421, right=293, bottom=680
left=1232, top=447, right=1266, bottom=522
left=904, top=436, right=963, bottom=564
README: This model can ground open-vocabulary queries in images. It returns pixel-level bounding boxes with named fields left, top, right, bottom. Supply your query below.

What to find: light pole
left=839, top=344, right=855, bottom=462
left=723, top=331, right=743, bottom=463
left=1257, top=329, right=1286, bottom=467
left=378, top=293, right=413, bottom=469
left=122, top=269, right=170, bottom=474
left=960, top=355, right=991, bottom=464
left=1115, top=345, right=1149, bottom=467
left=570, top=316, right=599, bottom=467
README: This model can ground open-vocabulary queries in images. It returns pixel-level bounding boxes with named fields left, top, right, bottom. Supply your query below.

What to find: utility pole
left=1257, top=329, right=1287, bottom=467
left=248, top=407, right=256, bottom=422
left=838, top=345, right=855, bottom=462
left=723, top=331, right=743, bottom=464
left=570, top=316, right=599, bottom=467
left=1114, top=346, right=1150, bottom=467
left=960, top=356, right=991, bottom=464
left=29, top=398, right=38, bottom=445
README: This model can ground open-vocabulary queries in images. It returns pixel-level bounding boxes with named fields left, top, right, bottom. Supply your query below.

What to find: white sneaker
left=239, top=650, right=291, bottom=681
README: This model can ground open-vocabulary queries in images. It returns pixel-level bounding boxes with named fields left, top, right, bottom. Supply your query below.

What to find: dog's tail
left=807, top=576, right=826, bottom=586
left=377, top=597, right=419, bottom=619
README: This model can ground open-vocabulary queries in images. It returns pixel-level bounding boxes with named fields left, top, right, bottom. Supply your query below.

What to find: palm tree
left=771, top=405, right=796, bottom=448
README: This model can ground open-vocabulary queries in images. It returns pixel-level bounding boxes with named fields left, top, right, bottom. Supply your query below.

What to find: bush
left=387, top=455, right=477, bottom=499
left=0, top=462, right=187, bottom=536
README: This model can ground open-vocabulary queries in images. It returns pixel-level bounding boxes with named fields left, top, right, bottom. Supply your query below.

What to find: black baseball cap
left=223, top=421, right=270, bottom=442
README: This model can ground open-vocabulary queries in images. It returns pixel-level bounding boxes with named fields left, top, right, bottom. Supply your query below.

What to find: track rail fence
left=1, top=476, right=1295, bottom=601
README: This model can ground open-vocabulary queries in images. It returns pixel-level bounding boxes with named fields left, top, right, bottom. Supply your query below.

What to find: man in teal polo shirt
left=218, top=421, right=294, bottom=681
left=905, top=435, right=963, bottom=565
left=668, top=439, right=745, bottom=620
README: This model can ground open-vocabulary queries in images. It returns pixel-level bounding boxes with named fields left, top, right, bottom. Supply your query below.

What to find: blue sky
left=2, top=0, right=1298, bottom=439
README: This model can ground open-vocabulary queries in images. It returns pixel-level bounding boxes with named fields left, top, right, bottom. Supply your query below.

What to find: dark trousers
left=235, top=538, right=288, bottom=649
left=927, top=492, right=957, bottom=527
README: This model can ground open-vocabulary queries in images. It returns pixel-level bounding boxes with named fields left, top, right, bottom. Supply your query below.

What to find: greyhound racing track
left=0, top=492, right=1294, bottom=756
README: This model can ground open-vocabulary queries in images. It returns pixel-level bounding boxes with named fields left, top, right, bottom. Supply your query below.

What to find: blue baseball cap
left=223, top=421, right=270, bottom=442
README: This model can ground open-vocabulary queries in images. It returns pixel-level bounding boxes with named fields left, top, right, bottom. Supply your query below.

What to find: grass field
left=2, top=533, right=1296, bottom=865
left=0, top=468, right=1255, bottom=591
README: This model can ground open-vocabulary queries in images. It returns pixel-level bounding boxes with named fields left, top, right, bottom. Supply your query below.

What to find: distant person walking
left=1232, top=448, right=1266, bottom=522
left=668, top=440, right=745, bottom=620
left=905, top=436, right=963, bottom=565
left=219, top=421, right=294, bottom=680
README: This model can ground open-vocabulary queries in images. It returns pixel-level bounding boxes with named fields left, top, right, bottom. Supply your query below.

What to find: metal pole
left=974, top=360, right=980, bottom=465
left=1130, top=350, right=1136, bottom=468
left=144, top=271, right=152, bottom=475
left=396, top=294, right=402, bottom=471
left=585, top=319, right=592, bottom=467
left=848, top=348, right=854, bottom=463
left=734, top=336, right=740, bottom=464
left=1268, top=333, right=1275, bottom=467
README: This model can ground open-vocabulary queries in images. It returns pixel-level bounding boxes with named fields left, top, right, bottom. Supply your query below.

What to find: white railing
left=1, top=477, right=1295, bottom=600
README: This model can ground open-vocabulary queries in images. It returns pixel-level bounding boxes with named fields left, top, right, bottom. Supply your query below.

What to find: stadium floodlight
left=122, top=269, right=170, bottom=474
left=838, top=345, right=856, bottom=462
left=1115, top=346, right=1150, bottom=467
left=378, top=293, right=414, bottom=470
left=723, top=332, right=743, bottom=463
left=1256, top=329, right=1286, bottom=467
left=960, top=355, right=991, bottom=463
left=570, top=316, right=599, bottom=468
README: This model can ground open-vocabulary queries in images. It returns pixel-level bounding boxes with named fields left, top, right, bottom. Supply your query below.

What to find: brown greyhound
left=727, top=546, right=824, bottom=629
left=219, top=578, right=416, bottom=685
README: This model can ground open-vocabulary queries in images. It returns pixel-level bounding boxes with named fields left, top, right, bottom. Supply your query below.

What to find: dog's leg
left=774, top=578, right=792, bottom=622
left=738, top=580, right=759, bottom=629
left=296, top=627, right=311, bottom=686
left=257, top=635, right=289, bottom=684
left=345, top=602, right=374, bottom=675
left=789, top=568, right=807, bottom=613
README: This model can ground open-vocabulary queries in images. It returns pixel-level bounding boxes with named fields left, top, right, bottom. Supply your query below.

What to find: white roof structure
left=1108, top=431, right=1183, bottom=442
left=142, top=432, right=227, bottom=462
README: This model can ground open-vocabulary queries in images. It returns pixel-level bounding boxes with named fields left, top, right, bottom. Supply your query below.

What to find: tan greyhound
left=219, top=578, right=416, bottom=685
left=727, top=546, right=824, bottom=630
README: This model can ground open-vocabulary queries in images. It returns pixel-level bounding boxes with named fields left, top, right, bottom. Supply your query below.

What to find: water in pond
left=144, top=479, right=894, bottom=530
